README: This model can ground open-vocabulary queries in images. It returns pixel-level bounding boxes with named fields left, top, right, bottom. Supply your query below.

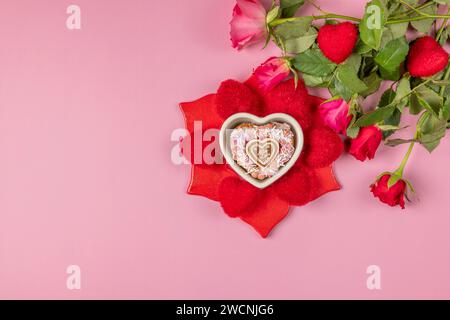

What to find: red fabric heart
left=216, top=79, right=263, bottom=118
left=218, top=177, right=261, bottom=217
left=303, top=127, right=344, bottom=168
left=407, top=36, right=449, bottom=78
left=317, top=22, right=358, bottom=64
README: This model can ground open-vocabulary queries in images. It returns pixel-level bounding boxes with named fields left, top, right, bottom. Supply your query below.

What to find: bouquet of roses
left=231, top=0, right=450, bottom=209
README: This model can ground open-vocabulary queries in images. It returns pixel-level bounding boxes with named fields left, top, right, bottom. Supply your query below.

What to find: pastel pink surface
left=0, top=0, right=450, bottom=299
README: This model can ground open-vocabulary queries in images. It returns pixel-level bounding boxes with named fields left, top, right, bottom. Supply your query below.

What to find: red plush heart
left=303, top=127, right=344, bottom=168
left=407, top=36, right=449, bottom=78
left=216, top=79, right=263, bottom=119
left=317, top=22, right=358, bottom=64
left=218, top=177, right=260, bottom=218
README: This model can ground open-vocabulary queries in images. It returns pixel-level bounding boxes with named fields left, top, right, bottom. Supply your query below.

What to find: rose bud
left=349, top=125, right=382, bottom=161
left=230, top=0, right=268, bottom=50
left=370, top=174, right=407, bottom=209
left=318, top=98, right=352, bottom=135
left=253, top=57, right=291, bottom=92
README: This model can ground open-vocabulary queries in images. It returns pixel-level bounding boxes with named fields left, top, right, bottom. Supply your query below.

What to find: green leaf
left=331, top=77, right=353, bottom=101
left=380, top=28, right=394, bottom=48
left=360, top=56, right=377, bottom=78
left=354, top=88, right=396, bottom=127
left=274, top=17, right=313, bottom=39
left=355, top=39, right=373, bottom=55
left=274, top=18, right=316, bottom=53
left=346, top=126, right=361, bottom=139
left=382, top=108, right=401, bottom=139
left=293, top=48, right=337, bottom=76
left=302, top=73, right=328, bottom=87
left=284, top=28, right=317, bottom=53
left=361, top=72, right=382, bottom=97
left=378, top=124, right=401, bottom=131
left=266, top=6, right=281, bottom=25
left=385, top=138, right=415, bottom=147
left=359, top=0, right=386, bottom=50
left=388, top=22, right=408, bottom=39
left=417, top=112, right=447, bottom=152
left=355, top=105, right=396, bottom=127
left=395, top=78, right=411, bottom=102
left=380, top=68, right=402, bottom=81
left=380, top=87, right=402, bottom=138
left=380, top=88, right=396, bottom=107
left=387, top=0, right=419, bottom=15
left=394, top=77, right=411, bottom=111
left=411, top=4, right=438, bottom=33
left=409, top=93, right=423, bottom=115
left=280, top=0, right=305, bottom=18
left=442, top=97, right=450, bottom=120
left=336, top=64, right=368, bottom=94
left=374, top=37, right=409, bottom=81
left=415, top=86, right=444, bottom=117
left=346, top=96, right=362, bottom=138
left=343, top=53, right=362, bottom=72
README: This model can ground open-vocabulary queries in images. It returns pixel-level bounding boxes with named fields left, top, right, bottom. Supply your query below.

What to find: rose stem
left=396, top=140, right=415, bottom=177
left=436, top=8, right=450, bottom=42
left=389, top=1, right=435, bottom=20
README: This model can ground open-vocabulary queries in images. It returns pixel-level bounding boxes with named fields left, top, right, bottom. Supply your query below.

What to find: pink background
left=0, top=0, right=449, bottom=299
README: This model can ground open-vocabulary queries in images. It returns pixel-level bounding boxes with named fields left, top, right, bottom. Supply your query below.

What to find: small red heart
left=407, top=36, right=449, bottom=78
left=317, top=22, right=358, bottom=64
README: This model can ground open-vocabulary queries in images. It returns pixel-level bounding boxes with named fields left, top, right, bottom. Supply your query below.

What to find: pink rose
left=230, top=0, right=268, bottom=50
left=318, top=98, right=352, bottom=134
left=253, top=57, right=291, bottom=92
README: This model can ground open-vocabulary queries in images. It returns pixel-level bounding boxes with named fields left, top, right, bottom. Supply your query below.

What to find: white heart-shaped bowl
left=219, top=113, right=304, bottom=189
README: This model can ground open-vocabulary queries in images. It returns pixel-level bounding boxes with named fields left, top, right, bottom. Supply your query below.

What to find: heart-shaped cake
left=220, top=113, right=303, bottom=189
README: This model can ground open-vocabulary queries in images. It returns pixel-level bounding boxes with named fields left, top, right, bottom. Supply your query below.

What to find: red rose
left=349, top=126, right=382, bottom=161
left=370, top=174, right=407, bottom=209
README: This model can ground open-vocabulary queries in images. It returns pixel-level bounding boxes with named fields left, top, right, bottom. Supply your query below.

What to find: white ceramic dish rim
left=219, top=113, right=304, bottom=189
